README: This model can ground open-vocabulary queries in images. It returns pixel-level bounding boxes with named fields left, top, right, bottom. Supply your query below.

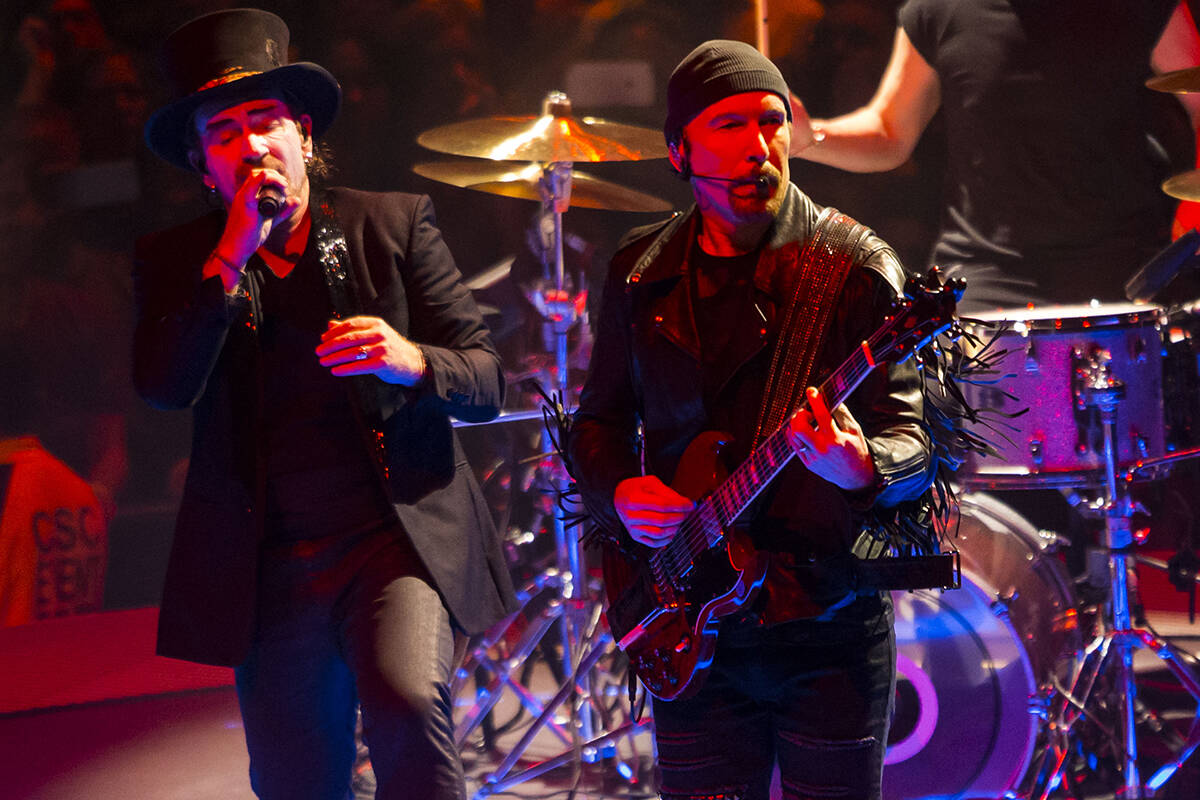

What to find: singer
left=568, top=40, right=935, bottom=800
left=133, top=9, right=514, bottom=800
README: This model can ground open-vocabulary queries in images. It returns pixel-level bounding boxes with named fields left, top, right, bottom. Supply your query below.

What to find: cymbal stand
left=453, top=126, right=652, bottom=797
left=1033, top=357, right=1200, bottom=798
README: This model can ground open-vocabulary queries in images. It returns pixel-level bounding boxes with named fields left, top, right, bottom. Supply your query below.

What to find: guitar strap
left=752, top=209, right=962, bottom=594
left=753, top=207, right=869, bottom=447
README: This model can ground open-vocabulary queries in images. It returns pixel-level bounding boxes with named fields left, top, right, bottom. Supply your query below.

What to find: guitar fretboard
left=653, top=334, right=887, bottom=583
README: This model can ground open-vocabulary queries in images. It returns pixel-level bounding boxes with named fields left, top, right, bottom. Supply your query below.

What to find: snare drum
left=960, top=303, right=1165, bottom=489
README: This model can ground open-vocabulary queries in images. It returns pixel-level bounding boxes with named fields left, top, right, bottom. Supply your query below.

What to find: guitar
left=602, top=270, right=962, bottom=700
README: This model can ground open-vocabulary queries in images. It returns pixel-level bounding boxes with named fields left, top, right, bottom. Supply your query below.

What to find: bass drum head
left=883, top=493, right=1080, bottom=799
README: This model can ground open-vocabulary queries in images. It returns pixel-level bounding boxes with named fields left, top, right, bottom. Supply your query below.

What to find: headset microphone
left=674, top=157, right=772, bottom=193
left=689, top=172, right=773, bottom=193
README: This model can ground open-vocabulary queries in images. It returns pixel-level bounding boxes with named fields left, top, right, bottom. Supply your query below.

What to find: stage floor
left=2, top=610, right=1198, bottom=799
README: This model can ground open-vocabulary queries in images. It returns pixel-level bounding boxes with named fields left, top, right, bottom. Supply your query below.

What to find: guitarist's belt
left=775, top=551, right=961, bottom=592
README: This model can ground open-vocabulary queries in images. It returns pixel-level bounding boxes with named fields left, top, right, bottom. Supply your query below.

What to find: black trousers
left=234, top=521, right=464, bottom=800
left=652, top=600, right=896, bottom=800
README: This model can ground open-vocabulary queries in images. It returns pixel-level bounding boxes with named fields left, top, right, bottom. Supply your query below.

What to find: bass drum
left=883, top=492, right=1081, bottom=799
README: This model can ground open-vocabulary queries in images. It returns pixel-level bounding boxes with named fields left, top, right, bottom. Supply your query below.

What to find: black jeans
left=652, top=599, right=896, bottom=800
left=234, top=521, right=464, bottom=800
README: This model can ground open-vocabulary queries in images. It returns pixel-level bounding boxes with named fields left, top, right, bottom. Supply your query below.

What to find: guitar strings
left=649, top=321, right=896, bottom=582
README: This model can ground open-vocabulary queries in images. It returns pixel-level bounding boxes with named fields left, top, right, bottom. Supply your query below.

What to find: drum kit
left=406, top=73, right=1200, bottom=799
left=417, top=91, right=667, bottom=798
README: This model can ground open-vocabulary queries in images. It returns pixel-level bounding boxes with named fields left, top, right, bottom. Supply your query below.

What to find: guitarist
left=569, top=41, right=936, bottom=800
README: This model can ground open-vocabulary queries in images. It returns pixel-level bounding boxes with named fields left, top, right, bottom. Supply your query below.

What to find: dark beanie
left=665, top=39, right=792, bottom=143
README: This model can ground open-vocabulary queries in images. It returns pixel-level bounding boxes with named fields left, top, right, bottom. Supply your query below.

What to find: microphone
left=678, top=163, right=772, bottom=194
left=256, top=185, right=285, bottom=218
left=692, top=174, right=773, bottom=193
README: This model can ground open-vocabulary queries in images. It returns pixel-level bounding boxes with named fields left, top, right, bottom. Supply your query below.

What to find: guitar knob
left=674, top=634, right=692, bottom=654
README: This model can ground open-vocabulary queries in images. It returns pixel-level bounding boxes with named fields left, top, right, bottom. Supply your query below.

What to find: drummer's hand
left=789, top=92, right=820, bottom=156
left=788, top=387, right=876, bottom=490
left=614, top=476, right=694, bottom=548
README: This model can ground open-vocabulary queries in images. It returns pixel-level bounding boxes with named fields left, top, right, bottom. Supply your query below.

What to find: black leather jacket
left=568, top=184, right=935, bottom=617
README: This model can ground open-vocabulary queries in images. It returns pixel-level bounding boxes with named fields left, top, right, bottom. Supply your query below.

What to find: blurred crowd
left=0, top=0, right=942, bottom=568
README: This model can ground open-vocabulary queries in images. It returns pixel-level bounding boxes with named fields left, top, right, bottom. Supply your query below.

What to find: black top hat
left=144, top=8, right=341, bottom=170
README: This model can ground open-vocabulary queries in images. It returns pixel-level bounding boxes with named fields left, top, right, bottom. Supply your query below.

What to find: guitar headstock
left=878, top=267, right=964, bottom=364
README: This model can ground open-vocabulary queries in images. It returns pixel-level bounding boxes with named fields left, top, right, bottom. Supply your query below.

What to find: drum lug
left=1131, top=334, right=1148, bottom=364
left=1028, top=687, right=1054, bottom=721
left=1132, top=428, right=1150, bottom=459
left=990, top=592, right=1014, bottom=619
left=1024, top=337, right=1039, bottom=374
left=1029, top=436, right=1044, bottom=470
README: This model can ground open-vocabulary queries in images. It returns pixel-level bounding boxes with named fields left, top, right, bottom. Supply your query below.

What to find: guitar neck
left=646, top=269, right=958, bottom=607
left=704, top=338, right=881, bottom=534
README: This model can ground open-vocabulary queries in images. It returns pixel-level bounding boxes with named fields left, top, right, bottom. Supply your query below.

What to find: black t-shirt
left=690, top=244, right=759, bottom=414
left=900, top=0, right=1178, bottom=305
left=255, top=245, right=393, bottom=541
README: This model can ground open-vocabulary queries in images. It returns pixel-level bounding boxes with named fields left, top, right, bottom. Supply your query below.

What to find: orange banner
left=0, top=437, right=107, bottom=625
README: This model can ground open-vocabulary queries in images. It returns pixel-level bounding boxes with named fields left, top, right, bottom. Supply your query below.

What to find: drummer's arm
left=1152, top=2, right=1200, bottom=236
left=789, top=27, right=941, bottom=172
left=1153, top=2, right=1200, bottom=125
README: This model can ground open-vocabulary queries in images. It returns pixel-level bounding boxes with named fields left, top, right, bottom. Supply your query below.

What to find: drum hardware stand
left=453, top=119, right=653, bottom=797
left=1032, top=364, right=1200, bottom=799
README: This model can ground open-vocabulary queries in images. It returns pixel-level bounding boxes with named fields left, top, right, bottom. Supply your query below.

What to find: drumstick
left=755, top=0, right=769, bottom=58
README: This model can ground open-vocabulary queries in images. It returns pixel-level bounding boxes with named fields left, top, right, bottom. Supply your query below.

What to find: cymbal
left=1147, top=66, right=1200, bottom=93
left=413, top=160, right=672, bottom=212
left=1162, top=169, right=1200, bottom=201
left=417, top=93, right=666, bottom=162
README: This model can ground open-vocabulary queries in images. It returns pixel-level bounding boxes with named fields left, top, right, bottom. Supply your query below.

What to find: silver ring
left=795, top=441, right=808, bottom=454
left=354, top=346, right=369, bottom=361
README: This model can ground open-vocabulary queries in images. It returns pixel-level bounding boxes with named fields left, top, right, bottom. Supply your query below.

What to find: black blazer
left=134, top=187, right=516, bottom=666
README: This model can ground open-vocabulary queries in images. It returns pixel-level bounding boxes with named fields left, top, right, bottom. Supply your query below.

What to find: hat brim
left=144, top=62, right=341, bottom=171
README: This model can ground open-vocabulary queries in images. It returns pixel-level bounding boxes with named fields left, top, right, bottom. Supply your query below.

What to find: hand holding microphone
left=204, top=170, right=291, bottom=292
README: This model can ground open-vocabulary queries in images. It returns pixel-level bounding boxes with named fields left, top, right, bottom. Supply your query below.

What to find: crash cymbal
left=417, top=92, right=666, bottom=162
left=1162, top=169, right=1200, bottom=201
left=1147, top=66, right=1200, bottom=93
left=413, top=160, right=672, bottom=212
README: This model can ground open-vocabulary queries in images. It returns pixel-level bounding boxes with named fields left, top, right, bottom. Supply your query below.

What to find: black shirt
left=900, top=0, right=1178, bottom=305
left=254, top=244, right=393, bottom=541
left=690, top=243, right=760, bottom=414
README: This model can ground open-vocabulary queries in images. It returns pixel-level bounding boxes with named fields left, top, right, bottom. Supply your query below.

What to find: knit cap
left=665, top=39, right=792, bottom=143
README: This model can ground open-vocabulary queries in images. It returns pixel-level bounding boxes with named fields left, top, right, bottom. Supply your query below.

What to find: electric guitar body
left=601, top=431, right=769, bottom=701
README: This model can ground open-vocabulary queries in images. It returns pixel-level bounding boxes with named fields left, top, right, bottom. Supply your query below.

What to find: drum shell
left=1161, top=305, right=1200, bottom=452
left=884, top=492, right=1080, bottom=799
left=961, top=304, right=1164, bottom=486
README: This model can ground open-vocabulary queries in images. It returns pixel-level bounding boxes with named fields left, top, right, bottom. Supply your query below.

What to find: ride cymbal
left=416, top=92, right=666, bottom=162
left=1162, top=169, right=1200, bottom=201
left=1147, top=66, right=1200, bottom=93
left=413, top=160, right=671, bottom=212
